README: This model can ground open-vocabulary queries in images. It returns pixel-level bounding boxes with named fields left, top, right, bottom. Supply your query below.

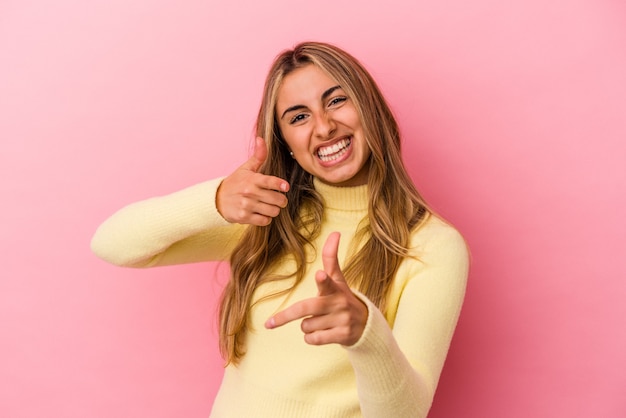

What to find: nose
left=313, top=111, right=336, bottom=139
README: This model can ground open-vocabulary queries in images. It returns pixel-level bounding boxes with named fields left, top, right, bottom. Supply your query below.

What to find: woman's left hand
left=265, top=232, right=368, bottom=346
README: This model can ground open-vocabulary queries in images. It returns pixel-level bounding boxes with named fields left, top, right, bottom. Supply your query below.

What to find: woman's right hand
left=216, top=137, right=290, bottom=226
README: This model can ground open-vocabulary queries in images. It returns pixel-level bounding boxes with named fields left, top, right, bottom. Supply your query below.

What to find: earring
left=289, top=151, right=295, bottom=158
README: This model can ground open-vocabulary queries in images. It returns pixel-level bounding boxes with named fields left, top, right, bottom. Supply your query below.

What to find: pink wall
left=1, top=0, right=625, bottom=416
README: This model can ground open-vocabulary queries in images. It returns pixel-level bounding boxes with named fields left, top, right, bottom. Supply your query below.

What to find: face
left=276, top=64, right=371, bottom=187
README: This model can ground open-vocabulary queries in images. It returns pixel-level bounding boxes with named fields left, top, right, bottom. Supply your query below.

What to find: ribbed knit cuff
left=344, top=291, right=432, bottom=417
left=346, top=291, right=413, bottom=399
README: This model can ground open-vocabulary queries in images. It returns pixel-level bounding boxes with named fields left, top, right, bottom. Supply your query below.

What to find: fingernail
left=265, top=317, right=275, bottom=329
left=280, top=182, right=288, bottom=192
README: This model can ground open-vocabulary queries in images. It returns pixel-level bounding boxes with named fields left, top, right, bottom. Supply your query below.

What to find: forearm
left=346, top=219, right=469, bottom=417
left=346, top=295, right=434, bottom=418
left=91, top=178, right=243, bottom=267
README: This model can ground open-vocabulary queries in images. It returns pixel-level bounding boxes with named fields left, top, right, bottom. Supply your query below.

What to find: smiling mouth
left=317, top=137, right=352, bottom=162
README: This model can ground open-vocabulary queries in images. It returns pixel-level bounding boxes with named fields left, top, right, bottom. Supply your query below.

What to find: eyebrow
left=280, top=85, right=342, bottom=120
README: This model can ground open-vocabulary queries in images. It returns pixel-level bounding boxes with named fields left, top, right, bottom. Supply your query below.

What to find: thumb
left=321, top=232, right=344, bottom=281
left=315, top=269, right=339, bottom=296
left=243, top=137, right=268, bottom=172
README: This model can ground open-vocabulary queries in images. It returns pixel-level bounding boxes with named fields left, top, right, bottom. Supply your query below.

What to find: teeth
left=317, top=138, right=351, bottom=161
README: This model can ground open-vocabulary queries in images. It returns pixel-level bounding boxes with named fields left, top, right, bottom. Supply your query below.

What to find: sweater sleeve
left=345, top=221, right=469, bottom=418
left=91, top=177, right=245, bottom=267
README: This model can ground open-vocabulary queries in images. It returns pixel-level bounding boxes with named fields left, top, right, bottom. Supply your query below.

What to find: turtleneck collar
left=313, top=178, right=369, bottom=212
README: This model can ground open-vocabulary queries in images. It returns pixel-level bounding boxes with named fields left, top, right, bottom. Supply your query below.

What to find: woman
left=91, top=41, right=469, bottom=418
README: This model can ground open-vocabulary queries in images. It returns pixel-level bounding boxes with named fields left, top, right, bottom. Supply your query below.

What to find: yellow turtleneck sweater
left=91, top=178, right=469, bottom=418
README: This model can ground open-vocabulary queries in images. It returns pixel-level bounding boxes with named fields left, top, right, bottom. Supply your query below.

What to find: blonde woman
left=92, top=41, right=469, bottom=418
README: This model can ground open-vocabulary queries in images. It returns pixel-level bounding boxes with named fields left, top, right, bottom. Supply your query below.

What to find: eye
left=289, top=113, right=308, bottom=125
left=328, top=96, right=347, bottom=107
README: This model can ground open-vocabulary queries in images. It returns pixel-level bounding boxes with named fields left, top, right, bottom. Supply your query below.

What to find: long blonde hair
left=219, top=41, right=429, bottom=365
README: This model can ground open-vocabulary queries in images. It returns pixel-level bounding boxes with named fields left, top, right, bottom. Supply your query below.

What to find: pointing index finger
left=257, top=173, right=290, bottom=193
left=265, top=298, right=323, bottom=329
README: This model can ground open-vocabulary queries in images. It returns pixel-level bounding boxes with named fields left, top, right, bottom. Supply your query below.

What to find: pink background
left=1, top=0, right=625, bottom=417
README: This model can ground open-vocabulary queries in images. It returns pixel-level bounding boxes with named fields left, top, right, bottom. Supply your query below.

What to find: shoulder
left=409, top=214, right=469, bottom=259
left=384, top=213, right=469, bottom=327
left=402, top=213, right=471, bottom=288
